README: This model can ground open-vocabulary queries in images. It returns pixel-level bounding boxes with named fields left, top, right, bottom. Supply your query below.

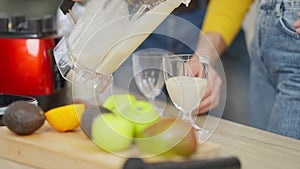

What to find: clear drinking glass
left=132, top=49, right=170, bottom=115
left=163, top=54, right=209, bottom=141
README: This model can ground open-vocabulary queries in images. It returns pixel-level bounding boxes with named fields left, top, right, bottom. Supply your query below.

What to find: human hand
left=294, top=12, right=300, bottom=34
left=196, top=66, right=222, bottom=115
left=188, top=58, right=222, bottom=115
left=190, top=32, right=226, bottom=115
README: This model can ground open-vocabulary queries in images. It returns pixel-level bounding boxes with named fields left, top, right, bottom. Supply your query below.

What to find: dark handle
left=123, top=157, right=241, bottom=169
left=59, top=0, right=75, bottom=15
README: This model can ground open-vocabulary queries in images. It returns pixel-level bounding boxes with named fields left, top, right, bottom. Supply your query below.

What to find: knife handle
left=59, top=0, right=75, bottom=15
left=123, top=156, right=241, bottom=169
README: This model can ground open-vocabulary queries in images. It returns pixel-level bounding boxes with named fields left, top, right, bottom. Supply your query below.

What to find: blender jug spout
left=182, top=0, right=191, bottom=6
left=53, top=37, right=113, bottom=93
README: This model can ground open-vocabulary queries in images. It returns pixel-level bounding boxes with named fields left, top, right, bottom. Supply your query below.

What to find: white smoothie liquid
left=68, top=0, right=187, bottom=75
left=166, top=76, right=207, bottom=112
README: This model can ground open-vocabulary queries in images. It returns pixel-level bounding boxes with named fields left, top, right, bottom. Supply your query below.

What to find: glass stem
left=148, top=95, right=156, bottom=106
left=182, top=111, right=202, bottom=131
left=148, top=95, right=164, bottom=116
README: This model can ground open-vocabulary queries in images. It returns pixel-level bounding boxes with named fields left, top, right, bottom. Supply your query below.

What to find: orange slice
left=45, top=104, right=85, bottom=132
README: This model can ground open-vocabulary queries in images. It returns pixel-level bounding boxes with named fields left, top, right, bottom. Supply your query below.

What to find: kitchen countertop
left=0, top=114, right=299, bottom=169
left=210, top=118, right=300, bottom=169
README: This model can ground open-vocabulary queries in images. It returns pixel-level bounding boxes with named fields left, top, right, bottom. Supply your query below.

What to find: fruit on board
left=102, top=94, right=160, bottom=135
left=80, top=105, right=111, bottom=138
left=91, top=112, right=134, bottom=152
left=102, top=94, right=137, bottom=114
left=45, top=104, right=85, bottom=132
left=3, top=101, right=45, bottom=135
left=136, top=117, right=197, bottom=156
left=121, top=100, right=160, bottom=136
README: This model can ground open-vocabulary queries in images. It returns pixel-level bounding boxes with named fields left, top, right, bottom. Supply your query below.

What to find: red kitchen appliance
left=0, top=14, right=71, bottom=111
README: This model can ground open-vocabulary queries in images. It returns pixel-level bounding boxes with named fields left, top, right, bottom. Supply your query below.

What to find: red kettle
left=0, top=14, right=70, bottom=111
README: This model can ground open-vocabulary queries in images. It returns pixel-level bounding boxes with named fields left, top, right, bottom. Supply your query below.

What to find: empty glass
left=132, top=49, right=170, bottom=115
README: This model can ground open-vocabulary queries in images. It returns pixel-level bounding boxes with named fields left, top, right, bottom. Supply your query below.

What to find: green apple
left=121, top=100, right=160, bottom=136
left=91, top=113, right=134, bottom=152
left=102, top=94, right=137, bottom=114
left=80, top=105, right=112, bottom=139
left=102, top=94, right=160, bottom=136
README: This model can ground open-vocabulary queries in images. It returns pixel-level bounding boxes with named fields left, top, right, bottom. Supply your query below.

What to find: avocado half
left=3, top=101, right=45, bottom=135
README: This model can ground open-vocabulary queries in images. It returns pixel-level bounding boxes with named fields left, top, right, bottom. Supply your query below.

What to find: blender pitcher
left=53, top=0, right=191, bottom=93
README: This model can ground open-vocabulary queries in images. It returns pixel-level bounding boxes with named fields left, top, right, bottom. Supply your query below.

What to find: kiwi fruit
left=136, top=117, right=197, bottom=156
left=3, top=101, right=45, bottom=135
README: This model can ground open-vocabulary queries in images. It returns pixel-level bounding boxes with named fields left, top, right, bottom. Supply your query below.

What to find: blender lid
left=0, top=13, right=57, bottom=39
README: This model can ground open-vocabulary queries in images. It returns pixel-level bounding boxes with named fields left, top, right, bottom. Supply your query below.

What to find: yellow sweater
left=201, top=0, right=254, bottom=46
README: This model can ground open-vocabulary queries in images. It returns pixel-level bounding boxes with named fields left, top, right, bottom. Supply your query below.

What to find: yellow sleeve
left=201, top=0, right=254, bottom=46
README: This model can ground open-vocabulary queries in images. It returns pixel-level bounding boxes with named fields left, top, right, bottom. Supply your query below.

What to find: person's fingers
left=198, top=98, right=212, bottom=114
left=294, top=12, right=300, bottom=34
left=211, top=90, right=221, bottom=109
left=202, top=70, right=214, bottom=98
left=294, top=20, right=300, bottom=27
left=188, top=61, right=204, bottom=76
left=201, top=86, right=212, bottom=100
left=188, top=61, right=222, bottom=115
left=197, top=70, right=222, bottom=115
left=198, top=106, right=210, bottom=115
left=212, top=75, right=222, bottom=106
left=193, top=86, right=211, bottom=115
left=197, top=86, right=220, bottom=115
left=196, top=79, right=213, bottom=114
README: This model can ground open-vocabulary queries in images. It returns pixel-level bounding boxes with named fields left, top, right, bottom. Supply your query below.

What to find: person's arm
left=197, top=0, right=253, bottom=65
left=202, top=0, right=254, bottom=46
left=194, top=0, right=253, bottom=114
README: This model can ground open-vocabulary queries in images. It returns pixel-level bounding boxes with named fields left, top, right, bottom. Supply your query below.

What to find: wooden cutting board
left=0, top=122, right=220, bottom=169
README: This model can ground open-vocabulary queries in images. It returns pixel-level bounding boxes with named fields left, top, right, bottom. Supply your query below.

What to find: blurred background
left=0, top=0, right=60, bottom=18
